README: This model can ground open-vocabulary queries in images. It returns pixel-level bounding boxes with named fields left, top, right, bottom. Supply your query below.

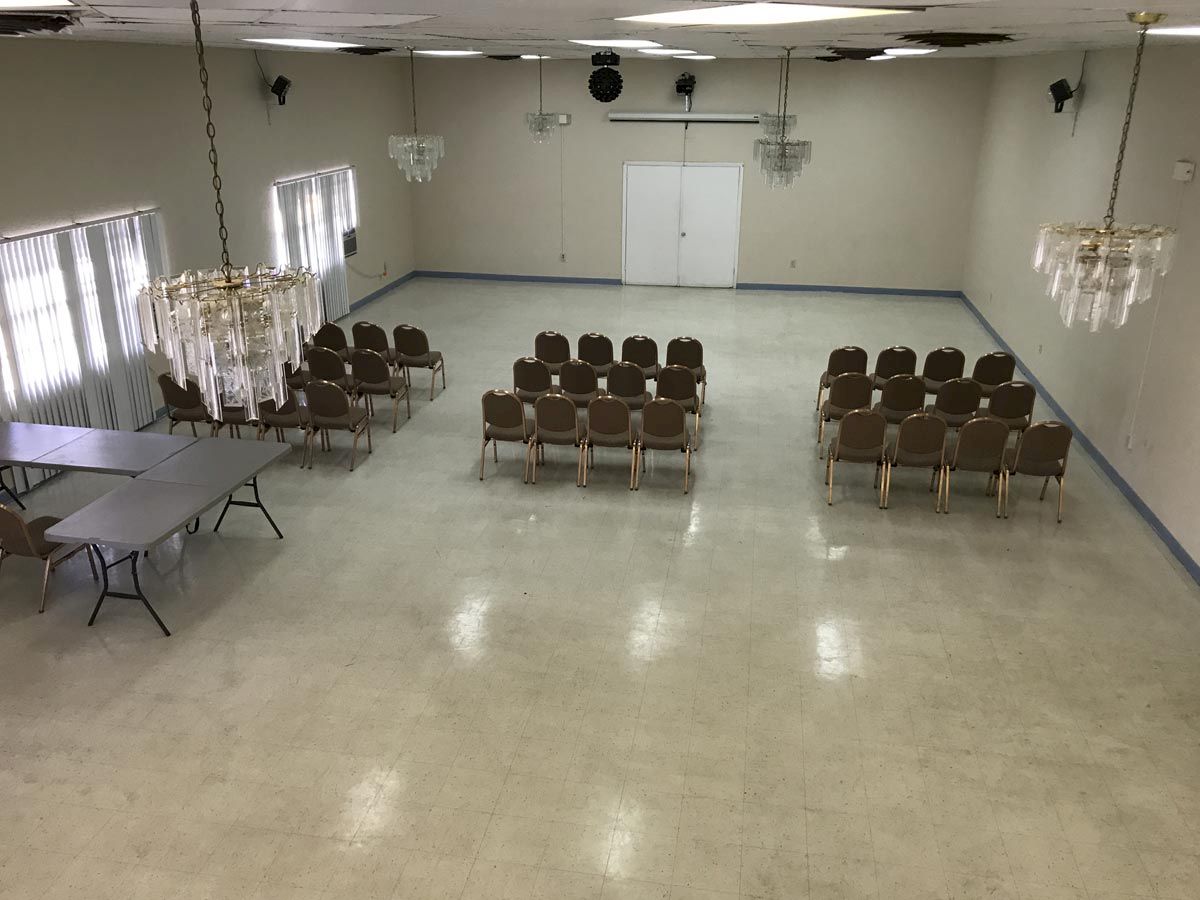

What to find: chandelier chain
left=409, top=48, right=419, bottom=134
left=1105, top=23, right=1148, bottom=230
left=780, top=48, right=793, bottom=143
left=188, top=0, right=232, bottom=279
left=538, top=57, right=544, bottom=114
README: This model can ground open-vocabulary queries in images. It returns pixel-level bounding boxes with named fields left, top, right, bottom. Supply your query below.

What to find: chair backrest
left=306, top=345, right=346, bottom=381
left=607, top=361, right=646, bottom=400
left=934, top=377, right=983, bottom=416
left=641, top=398, right=687, bottom=444
left=971, top=351, right=1016, bottom=387
left=587, top=396, right=631, bottom=439
left=260, top=390, right=299, bottom=418
left=352, top=321, right=389, bottom=353
left=393, top=324, right=431, bottom=357
left=304, top=380, right=351, bottom=419
left=879, top=374, right=925, bottom=413
left=872, top=346, right=916, bottom=380
left=622, top=335, right=659, bottom=369
left=157, top=373, right=202, bottom=410
left=827, top=372, right=873, bottom=411
left=922, top=347, right=966, bottom=382
left=513, top=357, right=553, bottom=394
left=826, top=345, right=869, bottom=378
left=1011, top=421, right=1073, bottom=474
left=534, top=393, right=580, bottom=439
left=578, top=332, right=614, bottom=368
left=834, top=409, right=887, bottom=455
left=534, top=330, right=570, bottom=365
left=559, top=358, right=598, bottom=395
left=351, top=349, right=390, bottom=385
left=987, top=381, right=1036, bottom=419
left=0, top=505, right=36, bottom=558
left=666, top=336, right=704, bottom=370
left=656, top=365, right=697, bottom=403
left=895, top=412, right=947, bottom=458
left=482, top=390, right=525, bottom=436
left=951, top=416, right=1009, bottom=470
left=313, top=322, right=348, bottom=353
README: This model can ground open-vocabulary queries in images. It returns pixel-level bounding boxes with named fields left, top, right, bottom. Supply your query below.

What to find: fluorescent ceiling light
left=1148, top=25, right=1200, bottom=36
left=688, top=55, right=717, bottom=60
left=884, top=47, right=936, bottom=56
left=867, top=54, right=896, bottom=61
left=520, top=54, right=551, bottom=59
left=414, top=49, right=483, bottom=56
left=244, top=38, right=362, bottom=49
left=617, top=3, right=910, bottom=27
left=570, top=39, right=663, bottom=49
left=638, top=48, right=696, bottom=56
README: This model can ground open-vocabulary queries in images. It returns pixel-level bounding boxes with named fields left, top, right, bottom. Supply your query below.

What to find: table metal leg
left=212, top=476, right=283, bottom=539
left=185, top=517, right=201, bottom=534
left=0, top=467, right=26, bottom=510
left=87, top=546, right=171, bottom=637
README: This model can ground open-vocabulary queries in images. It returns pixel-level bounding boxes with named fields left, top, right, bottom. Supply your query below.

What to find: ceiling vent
left=486, top=54, right=521, bottom=61
left=825, top=48, right=885, bottom=60
left=0, top=12, right=74, bottom=36
left=338, top=46, right=391, bottom=55
left=898, top=32, right=1014, bottom=48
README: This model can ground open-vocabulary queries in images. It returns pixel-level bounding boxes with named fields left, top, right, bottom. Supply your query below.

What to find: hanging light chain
left=1105, top=23, right=1149, bottom=230
left=779, top=48, right=793, bottom=144
left=538, top=56, right=544, bottom=115
left=409, top=48, right=420, bottom=135
left=189, top=0, right=232, bottom=279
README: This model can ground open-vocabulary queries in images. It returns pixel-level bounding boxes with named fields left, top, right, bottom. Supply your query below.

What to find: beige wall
left=0, top=40, right=415, bottom=306
left=410, top=57, right=991, bottom=290
left=963, top=46, right=1200, bottom=566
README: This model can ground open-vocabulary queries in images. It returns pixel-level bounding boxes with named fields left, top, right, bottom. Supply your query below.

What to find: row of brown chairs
left=826, top=409, right=1073, bottom=521
left=481, top=391, right=694, bottom=493
left=307, top=321, right=445, bottom=401
left=818, top=346, right=1016, bottom=410
left=535, top=332, right=707, bottom=406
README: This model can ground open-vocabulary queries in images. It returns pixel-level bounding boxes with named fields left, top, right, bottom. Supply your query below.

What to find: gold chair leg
left=683, top=445, right=691, bottom=494
left=430, top=367, right=436, bottom=401
left=817, top=416, right=825, bottom=453
left=629, top=445, right=636, bottom=490
left=392, top=396, right=400, bottom=433
left=479, top=439, right=488, bottom=480
left=366, top=420, right=373, bottom=454
left=827, top=458, right=835, bottom=506
left=405, top=385, right=412, bottom=419
left=634, top=445, right=642, bottom=490
left=943, top=468, right=951, bottom=514
left=816, top=383, right=824, bottom=410
left=350, top=430, right=359, bottom=472
left=39, top=558, right=52, bottom=613
left=1057, top=474, right=1064, bottom=523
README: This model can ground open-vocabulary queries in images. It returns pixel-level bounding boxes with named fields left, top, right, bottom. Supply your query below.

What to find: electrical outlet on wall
left=560, top=253, right=566, bottom=262
left=789, top=259, right=797, bottom=269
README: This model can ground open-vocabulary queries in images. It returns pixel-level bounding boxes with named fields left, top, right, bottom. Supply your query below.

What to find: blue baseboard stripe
left=958, top=291, right=1200, bottom=586
left=412, top=270, right=623, bottom=287
left=736, top=281, right=964, bottom=299
left=346, top=270, right=420, bottom=315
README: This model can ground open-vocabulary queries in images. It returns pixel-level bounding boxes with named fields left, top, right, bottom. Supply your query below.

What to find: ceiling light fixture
left=884, top=47, right=936, bottom=56
left=140, top=0, right=321, bottom=423
left=526, top=56, right=559, bottom=143
left=688, top=55, right=717, bottom=60
left=638, top=48, right=696, bottom=56
left=1147, top=24, right=1200, bottom=36
left=866, top=54, right=896, bottom=60
left=754, top=48, right=811, bottom=189
left=618, top=3, right=910, bottom=27
left=388, top=48, right=445, bottom=182
left=570, top=39, right=662, bottom=49
left=243, top=37, right=362, bottom=49
left=413, top=49, right=482, bottom=56
left=520, top=54, right=551, bottom=59
left=1033, top=12, right=1177, bottom=331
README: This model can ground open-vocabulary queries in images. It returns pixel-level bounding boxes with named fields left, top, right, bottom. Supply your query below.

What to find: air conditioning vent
left=0, top=12, right=74, bottom=36
left=898, top=32, right=1014, bottom=48
left=338, top=46, right=391, bottom=55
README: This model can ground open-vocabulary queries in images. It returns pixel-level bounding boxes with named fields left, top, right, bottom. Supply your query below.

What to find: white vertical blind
left=273, top=167, right=357, bottom=321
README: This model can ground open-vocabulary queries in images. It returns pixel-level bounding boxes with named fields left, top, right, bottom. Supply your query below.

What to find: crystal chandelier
left=389, top=49, right=445, bottom=182
left=1032, top=12, right=1177, bottom=332
left=137, top=0, right=321, bottom=422
left=526, top=57, right=558, bottom=143
left=754, top=48, right=812, bottom=189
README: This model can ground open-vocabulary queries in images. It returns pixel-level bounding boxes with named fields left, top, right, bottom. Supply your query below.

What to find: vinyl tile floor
left=1, top=279, right=1198, bottom=899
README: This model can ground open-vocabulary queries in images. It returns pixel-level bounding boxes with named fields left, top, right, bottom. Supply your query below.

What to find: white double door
left=622, top=162, right=743, bottom=288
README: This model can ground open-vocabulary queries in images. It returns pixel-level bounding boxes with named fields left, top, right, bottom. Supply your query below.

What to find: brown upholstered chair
left=351, top=349, right=410, bottom=432
left=826, top=408, right=887, bottom=507
left=884, top=413, right=947, bottom=510
left=158, top=374, right=214, bottom=437
left=926, top=377, right=983, bottom=429
left=870, top=346, right=917, bottom=391
left=534, top=330, right=571, bottom=377
left=1003, top=421, right=1073, bottom=522
left=352, top=321, right=398, bottom=366
left=256, top=392, right=309, bottom=454
left=307, top=345, right=353, bottom=392
left=394, top=324, right=445, bottom=401
left=480, top=390, right=531, bottom=481
left=215, top=405, right=254, bottom=439
left=583, top=397, right=636, bottom=490
left=606, top=361, right=651, bottom=412
left=528, top=393, right=583, bottom=485
left=817, top=346, right=868, bottom=409
left=513, top=357, right=558, bottom=405
left=0, top=505, right=96, bottom=613
left=637, top=398, right=692, bottom=493
left=313, top=322, right=350, bottom=361
left=986, top=381, right=1036, bottom=433
left=873, top=374, right=925, bottom=425
left=656, top=364, right=701, bottom=446
left=284, top=361, right=310, bottom=391
left=578, top=333, right=615, bottom=378
left=666, top=337, right=706, bottom=406
left=819, top=371, right=872, bottom=451
left=922, top=347, right=966, bottom=395
left=559, top=359, right=604, bottom=409
left=303, top=380, right=371, bottom=471
left=943, top=416, right=1009, bottom=516
left=971, top=351, right=1016, bottom=398
left=622, top=335, right=661, bottom=381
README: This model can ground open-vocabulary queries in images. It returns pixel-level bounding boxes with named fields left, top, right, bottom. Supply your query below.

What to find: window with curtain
left=273, top=167, right=357, bottom=322
left=0, top=211, right=164, bottom=488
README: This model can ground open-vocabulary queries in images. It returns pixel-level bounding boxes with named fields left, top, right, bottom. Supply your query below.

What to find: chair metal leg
left=997, top=470, right=1005, bottom=518
left=366, top=420, right=373, bottom=454
left=441, top=360, right=446, bottom=389
left=526, top=441, right=536, bottom=484
left=827, top=458, right=835, bottom=505
left=350, top=429, right=360, bottom=472
left=39, top=557, right=52, bottom=613
left=581, top=441, right=589, bottom=487
left=1039, top=476, right=1050, bottom=501
left=493, top=440, right=499, bottom=463
left=816, top=383, right=824, bottom=410
left=629, top=444, right=637, bottom=490
left=0, top=468, right=25, bottom=510
left=1057, top=474, right=1064, bottom=523
left=479, top=439, right=488, bottom=480
left=85, top=544, right=98, bottom=580
left=943, top=468, right=951, bottom=514
left=392, top=395, right=400, bottom=433
left=430, top=367, right=436, bottom=401
left=683, top=445, right=691, bottom=494
left=817, top=416, right=825, bottom=453
left=404, top=385, right=412, bottom=419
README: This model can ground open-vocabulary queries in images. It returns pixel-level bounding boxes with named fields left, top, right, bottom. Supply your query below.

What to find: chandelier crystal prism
left=1032, top=12, right=1177, bottom=332
left=389, top=49, right=445, bottom=182
left=137, top=0, right=321, bottom=422
left=754, top=49, right=812, bottom=189
left=526, top=57, right=559, bottom=143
